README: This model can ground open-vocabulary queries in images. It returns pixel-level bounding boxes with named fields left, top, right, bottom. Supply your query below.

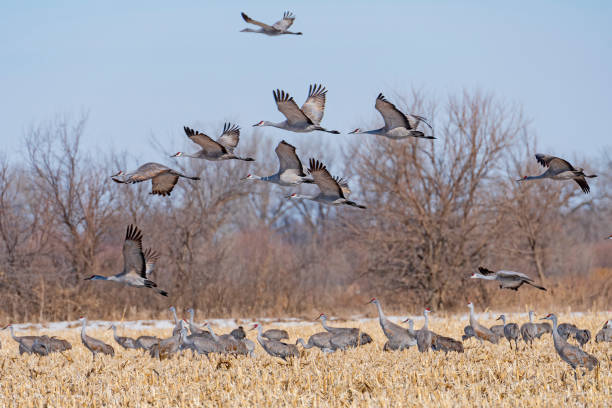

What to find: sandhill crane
left=185, top=308, right=213, bottom=339
left=595, top=320, right=611, bottom=343
left=135, top=335, right=160, bottom=351
left=111, top=162, right=200, bottom=197
left=251, top=323, right=298, bottom=360
left=84, top=225, right=168, bottom=296
left=288, top=158, right=366, bottom=209
left=496, top=315, right=520, bottom=350
left=517, top=154, right=597, bottom=194
left=172, top=124, right=254, bottom=162
left=413, top=309, right=463, bottom=353
left=3, top=325, right=47, bottom=355
left=296, top=332, right=334, bottom=353
left=182, top=332, right=221, bottom=357
left=150, top=324, right=187, bottom=360
left=540, top=314, right=599, bottom=383
left=316, top=313, right=361, bottom=336
left=574, top=329, right=591, bottom=347
left=169, top=306, right=183, bottom=336
left=204, top=323, right=248, bottom=355
left=262, top=329, right=289, bottom=341
left=254, top=85, right=339, bottom=134
left=143, top=248, right=159, bottom=278
left=44, top=336, right=72, bottom=353
left=349, top=93, right=434, bottom=140
left=471, top=267, right=546, bottom=291
left=432, top=334, right=464, bottom=354
left=462, top=325, right=475, bottom=342
left=521, top=311, right=540, bottom=347
left=368, top=298, right=416, bottom=350
left=330, top=330, right=372, bottom=351
left=109, top=325, right=138, bottom=350
left=241, top=11, right=302, bottom=36
left=467, top=302, right=500, bottom=344
left=489, top=323, right=505, bottom=338
left=242, top=140, right=313, bottom=186
left=229, top=326, right=255, bottom=356
left=79, top=317, right=114, bottom=360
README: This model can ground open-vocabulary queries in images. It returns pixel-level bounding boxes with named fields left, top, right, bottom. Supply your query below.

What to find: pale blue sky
left=1, top=1, right=611, bottom=163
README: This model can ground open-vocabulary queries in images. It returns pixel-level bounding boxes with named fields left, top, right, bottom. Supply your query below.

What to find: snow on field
left=9, top=311, right=600, bottom=333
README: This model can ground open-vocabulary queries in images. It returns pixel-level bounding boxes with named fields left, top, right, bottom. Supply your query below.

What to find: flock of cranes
left=6, top=10, right=607, bottom=390
left=2, top=303, right=609, bottom=383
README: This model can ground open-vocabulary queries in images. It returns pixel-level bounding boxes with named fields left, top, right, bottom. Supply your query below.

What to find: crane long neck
left=189, top=310, right=194, bottom=326
left=256, top=326, right=265, bottom=346
left=112, top=326, right=119, bottom=341
left=374, top=301, right=386, bottom=326
left=500, top=316, right=507, bottom=326
left=423, top=312, right=429, bottom=330
left=9, top=326, right=18, bottom=341
left=81, top=319, right=87, bottom=339
left=475, top=273, right=496, bottom=281
left=171, top=309, right=178, bottom=325
left=468, top=306, right=476, bottom=326
left=206, top=324, right=219, bottom=341
left=320, top=316, right=332, bottom=331
left=297, top=338, right=310, bottom=349
left=529, top=312, right=534, bottom=323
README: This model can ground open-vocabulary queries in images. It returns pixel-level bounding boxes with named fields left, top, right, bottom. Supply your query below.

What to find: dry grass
left=0, top=313, right=610, bottom=407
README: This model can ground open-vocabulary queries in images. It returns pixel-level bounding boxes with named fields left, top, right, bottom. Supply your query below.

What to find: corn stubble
left=0, top=314, right=609, bottom=407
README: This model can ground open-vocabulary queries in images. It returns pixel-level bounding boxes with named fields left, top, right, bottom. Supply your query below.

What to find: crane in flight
left=241, top=11, right=302, bottom=36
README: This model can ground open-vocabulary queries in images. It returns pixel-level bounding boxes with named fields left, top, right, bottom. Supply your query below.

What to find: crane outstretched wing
left=241, top=12, right=276, bottom=31
left=307, top=158, right=344, bottom=198
left=275, top=140, right=305, bottom=175
left=151, top=173, right=179, bottom=196
left=301, top=84, right=327, bottom=125
left=184, top=126, right=226, bottom=155
left=535, top=154, right=575, bottom=171
left=125, top=163, right=169, bottom=183
left=496, top=270, right=534, bottom=282
left=375, top=93, right=411, bottom=130
left=143, top=248, right=160, bottom=278
left=272, top=11, right=296, bottom=31
left=573, top=176, right=591, bottom=194
left=273, top=89, right=313, bottom=126
left=123, top=224, right=146, bottom=278
left=477, top=267, right=496, bottom=276
left=217, top=123, right=240, bottom=152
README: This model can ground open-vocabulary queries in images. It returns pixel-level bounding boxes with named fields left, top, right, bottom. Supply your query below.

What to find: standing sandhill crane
left=3, top=325, right=45, bottom=355
left=296, top=332, right=334, bottom=353
left=43, top=336, right=72, bottom=353
left=368, top=298, right=417, bottom=350
left=240, top=11, right=302, bottom=36
left=467, top=302, right=500, bottom=344
left=540, top=314, right=599, bottom=383
left=288, top=159, right=366, bottom=208
left=316, top=314, right=359, bottom=335
left=262, top=329, right=289, bottom=342
left=185, top=308, right=213, bottom=339
left=204, top=323, right=248, bottom=355
left=254, top=85, right=339, bottom=134
left=521, top=311, right=540, bottom=347
left=349, top=93, right=434, bottom=140
left=557, top=322, right=578, bottom=340
left=242, top=140, right=313, bottom=186
left=79, top=317, right=114, bottom=360
left=250, top=323, right=298, bottom=360
left=471, top=267, right=546, bottom=291
left=111, top=163, right=200, bottom=197
left=169, top=306, right=183, bottom=336
left=182, top=330, right=221, bottom=357
left=150, top=324, right=188, bottom=360
left=517, top=154, right=597, bottom=194
left=595, top=320, right=611, bottom=343
left=172, top=124, right=254, bottom=162
left=462, top=326, right=476, bottom=342
left=109, top=325, right=138, bottom=350
left=84, top=225, right=168, bottom=296
left=135, top=335, right=160, bottom=351
left=330, top=330, right=372, bottom=351
left=496, top=315, right=520, bottom=350
left=229, top=326, right=255, bottom=356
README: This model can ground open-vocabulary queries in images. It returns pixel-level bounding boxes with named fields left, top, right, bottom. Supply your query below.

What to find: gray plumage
left=369, top=298, right=417, bottom=350
left=174, top=124, right=254, bottom=162
left=518, top=154, right=597, bottom=194
left=296, top=332, right=334, bottom=352
left=462, top=325, right=475, bottom=342
left=467, top=302, right=500, bottom=344
left=541, top=314, right=599, bottom=383
left=135, top=335, right=160, bottom=351
left=520, top=311, right=540, bottom=346
left=262, top=329, right=289, bottom=342
left=472, top=267, right=547, bottom=291
left=496, top=315, right=520, bottom=349
left=79, top=317, right=115, bottom=359
left=111, top=162, right=200, bottom=197
left=242, top=140, right=313, bottom=186
left=204, top=323, right=249, bottom=356
left=240, top=11, right=302, bottom=36
left=251, top=323, right=298, bottom=360
left=149, top=324, right=187, bottom=360
left=84, top=225, right=168, bottom=296
left=110, top=325, right=139, bottom=350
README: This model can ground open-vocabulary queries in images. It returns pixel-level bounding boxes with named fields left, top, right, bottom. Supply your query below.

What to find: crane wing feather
left=272, top=11, right=295, bottom=31
left=275, top=140, right=305, bottom=175
left=375, top=93, right=411, bottom=130
left=151, top=173, right=179, bottom=196
left=307, top=158, right=344, bottom=198
left=300, top=84, right=327, bottom=125
left=217, top=123, right=240, bottom=152
left=123, top=224, right=146, bottom=278
left=241, top=12, right=276, bottom=31
left=273, top=89, right=313, bottom=126
left=184, top=126, right=226, bottom=155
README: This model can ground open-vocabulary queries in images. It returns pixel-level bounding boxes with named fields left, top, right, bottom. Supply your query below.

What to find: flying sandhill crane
left=467, top=302, right=500, bottom=344
left=251, top=323, right=298, bottom=360
left=540, top=314, right=599, bottom=383
left=109, top=325, right=138, bottom=350
left=349, top=93, right=434, bottom=140
left=496, top=315, right=520, bottom=350
left=517, top=154, right=597, bottom=194
left=135, top=335, right=160, bottom=351
left=204, top=323, right=248, bottom=355
left=240, top=11, right=302, bottom=36
left=150, top=323, right=188, bottom=360
left=368, top=298, right=417, bottom=350
left=262, top=329, right=289, bottom=342
left=242, top=140, right=314, bottom=186
left=296, top=332, right=334, bottom=353
left=471, top=267, right=546, bottom=291
left=111, top=162, right=200, bottom=197
left=79, top=317, right=114, bottom=360
left=84, top=225, right=168, bottom=296
left=254, top=85, right=339, bottom=134
left=288, top=159, right=366, bottom=209
left=595, top=320, right=611, bottom=343
left=172, top=124, right=254, bottom=162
